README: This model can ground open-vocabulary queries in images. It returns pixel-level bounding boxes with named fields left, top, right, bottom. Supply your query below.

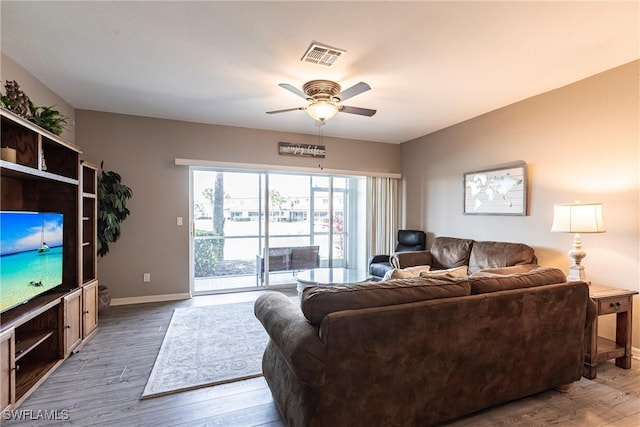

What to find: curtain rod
left=174, top=158, right=401, bottom=179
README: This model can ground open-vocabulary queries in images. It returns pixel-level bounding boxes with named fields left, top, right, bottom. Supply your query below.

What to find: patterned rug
left=141, top=301, right=270, bottom=399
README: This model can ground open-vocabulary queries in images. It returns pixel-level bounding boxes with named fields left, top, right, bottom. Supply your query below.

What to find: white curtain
left=367, top=176, right=401, bottom=258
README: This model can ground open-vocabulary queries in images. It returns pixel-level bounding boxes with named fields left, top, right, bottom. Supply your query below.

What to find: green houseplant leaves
left=0, top=80, right=69, bottom=135
left=97, top=162, right=133, bottom=257
left=27, top=101, right=69, bottom=136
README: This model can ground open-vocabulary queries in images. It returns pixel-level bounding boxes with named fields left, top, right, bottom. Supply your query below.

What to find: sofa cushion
left=301, top=276, right=471, bottom=326
left=472, top=264, right=538, bottom=275
left=382, top=265, right=431, bottom=280
left=469, top=267, right=566, bottom=294
left=419, top=265, right=468, bottom=278
left=468, top=240, right=537, bottom=274
left=430, top=237, right=474, bottom=269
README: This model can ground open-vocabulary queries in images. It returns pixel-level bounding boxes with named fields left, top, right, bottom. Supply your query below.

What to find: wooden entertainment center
left=0, top=109, right=99, bottom=411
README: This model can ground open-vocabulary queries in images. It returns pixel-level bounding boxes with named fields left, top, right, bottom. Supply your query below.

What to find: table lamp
left=550, top=202, right=605, bottom=282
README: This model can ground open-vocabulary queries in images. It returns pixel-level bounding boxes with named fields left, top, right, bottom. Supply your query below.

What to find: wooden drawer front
left=598, top=297, right=630, bottom=315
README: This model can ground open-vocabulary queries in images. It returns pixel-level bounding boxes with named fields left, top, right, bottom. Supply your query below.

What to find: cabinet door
left=0, top=328, right=16, bottom=413
left=83, top=281, right=99, bottom=339
left=63, top=289, right=83, bottom=356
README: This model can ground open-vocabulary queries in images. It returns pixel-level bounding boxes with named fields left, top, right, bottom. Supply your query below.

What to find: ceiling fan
left=266, top=80, right=377, bottom=123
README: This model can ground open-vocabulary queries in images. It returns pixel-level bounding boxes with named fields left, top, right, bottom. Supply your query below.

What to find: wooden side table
left=583, top=285, right=638, bottom=379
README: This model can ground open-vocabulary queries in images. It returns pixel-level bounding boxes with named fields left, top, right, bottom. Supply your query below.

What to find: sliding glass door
left=191, top=168, right=366, bottom=294
left=266, top=173, right=312, bottom=285
left=192, top=170, right=264, bottom=293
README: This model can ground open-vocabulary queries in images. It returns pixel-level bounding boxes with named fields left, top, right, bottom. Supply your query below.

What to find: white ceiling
left=1, top=1, right=638, bottom=144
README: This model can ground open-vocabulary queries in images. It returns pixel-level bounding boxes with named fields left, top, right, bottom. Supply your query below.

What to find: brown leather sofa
left=390, top=236, right=538, bottom=274
left=254, top=267, right=595, bottom=426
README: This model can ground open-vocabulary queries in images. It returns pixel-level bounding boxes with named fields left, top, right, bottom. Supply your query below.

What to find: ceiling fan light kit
left=307, top=100, right=339, bottom=122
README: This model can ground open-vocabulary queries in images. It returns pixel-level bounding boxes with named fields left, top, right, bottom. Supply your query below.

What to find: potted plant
left=0, top=80, right=69, bottom=135
left=98, top=161, right=133, bottom=256
left=27, top=102, right=69, bottom=136
left=97, top=162, right=133, bottom=311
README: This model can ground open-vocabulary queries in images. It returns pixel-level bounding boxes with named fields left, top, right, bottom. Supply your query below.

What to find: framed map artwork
left=463, top=162, right=527, bottom=215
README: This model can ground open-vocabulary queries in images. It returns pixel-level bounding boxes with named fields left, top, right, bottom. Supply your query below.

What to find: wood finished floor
left=3, top=289, right=639, bottom=427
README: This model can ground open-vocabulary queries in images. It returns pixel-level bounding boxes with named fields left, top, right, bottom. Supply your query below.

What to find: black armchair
left=368, top=230, right=426, bottom=280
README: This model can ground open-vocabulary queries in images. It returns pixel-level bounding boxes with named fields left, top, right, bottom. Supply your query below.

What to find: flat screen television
left=1, top=211, right=64, bottom=313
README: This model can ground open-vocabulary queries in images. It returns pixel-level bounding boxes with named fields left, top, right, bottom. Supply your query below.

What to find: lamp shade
left=307, top=101, right=338, bottom=121
left=550, top=202, right=605, bottom=233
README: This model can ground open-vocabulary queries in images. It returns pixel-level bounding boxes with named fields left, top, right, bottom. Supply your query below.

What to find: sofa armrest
left=368, top=254, right=390, bottom=265
left=390, top=250, right=432, bottom=269
left=254, top=292, right=326, bottom=386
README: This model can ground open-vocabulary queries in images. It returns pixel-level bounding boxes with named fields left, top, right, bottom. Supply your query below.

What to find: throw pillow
left=382, top=265, right=431, bottom=281
left=419, top=265, right=468, bottom=278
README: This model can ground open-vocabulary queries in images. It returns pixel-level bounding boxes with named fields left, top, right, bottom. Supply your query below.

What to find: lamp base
left=566, top=233, right=590, bottom=284
left=567, top=265, right=588, bottom=283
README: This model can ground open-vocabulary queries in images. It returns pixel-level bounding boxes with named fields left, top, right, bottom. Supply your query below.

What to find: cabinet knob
left=14, top=365, right=19, bottom=372
left=65, top=325, right=71, bottom=329
left=84, top=310, right=90, bottom=314
left=609, top=302, right=621, bottom=311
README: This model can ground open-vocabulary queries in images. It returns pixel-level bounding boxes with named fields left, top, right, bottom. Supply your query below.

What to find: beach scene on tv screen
left=1, top=212, right=64, bottom=312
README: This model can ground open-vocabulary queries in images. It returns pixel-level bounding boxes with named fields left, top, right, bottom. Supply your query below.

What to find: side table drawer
left=597, top=297, right=630, bottom=315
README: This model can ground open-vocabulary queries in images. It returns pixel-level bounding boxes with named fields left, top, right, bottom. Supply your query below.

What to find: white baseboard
left=110, top=293, right=191, bottom=306
left=633, top=347, right=640, bottom=360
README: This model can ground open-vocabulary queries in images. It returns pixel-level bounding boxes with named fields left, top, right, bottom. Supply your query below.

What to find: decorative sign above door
left=278, top=142, right=326, bottom=158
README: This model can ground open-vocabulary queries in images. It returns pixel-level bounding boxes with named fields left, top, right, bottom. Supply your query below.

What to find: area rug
left=141, top=301, right=270, bottom=399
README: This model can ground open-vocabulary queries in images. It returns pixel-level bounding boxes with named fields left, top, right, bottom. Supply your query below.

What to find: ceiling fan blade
left=337, top=82, right=371, bottom=101
left=339, top=105, right=377, bottom=117
left=278, top=83, right=307, bottom=99
left=266, top=107, right=305, bottom=114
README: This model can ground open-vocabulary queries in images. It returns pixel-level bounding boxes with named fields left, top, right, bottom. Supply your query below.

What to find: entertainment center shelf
left=16, top=330, right=55, bottom=361
left=1, top=108, right=99, bottom=412
left=0, top=159, right=79, bottom=185
left=5, top=292, right=66, bottom=402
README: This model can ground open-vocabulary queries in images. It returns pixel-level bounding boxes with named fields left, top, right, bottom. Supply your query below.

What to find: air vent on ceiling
left=301, top=41, right=346, bottom=68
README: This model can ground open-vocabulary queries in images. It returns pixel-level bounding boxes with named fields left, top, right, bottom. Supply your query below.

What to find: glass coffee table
left=296, top=268, right=369, bottom=297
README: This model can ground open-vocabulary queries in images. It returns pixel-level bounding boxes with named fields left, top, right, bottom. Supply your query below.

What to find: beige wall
left=75, top=110, right=400, bottom=301
left=1, top=53, right=76, bottom=143
left=401, top=60, right=640, bottom=348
